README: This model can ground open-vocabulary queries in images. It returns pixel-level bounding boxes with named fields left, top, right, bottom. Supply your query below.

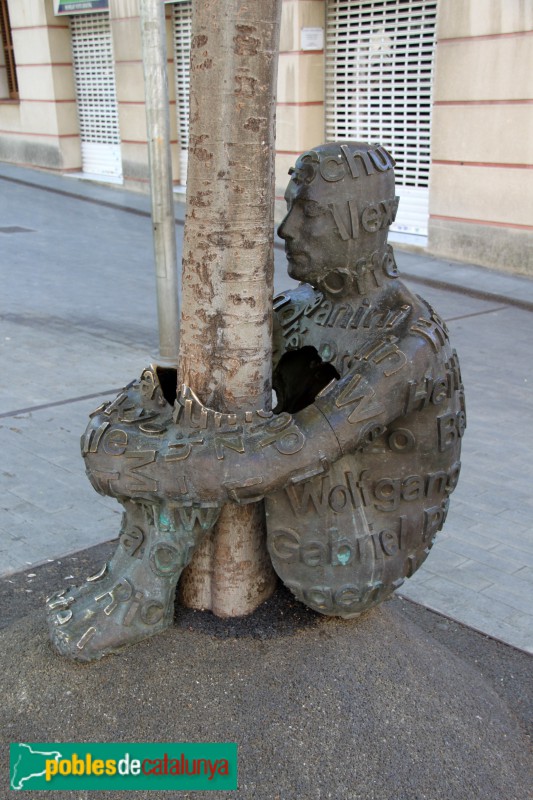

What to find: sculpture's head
left=278, top=141, right=399, bottom=295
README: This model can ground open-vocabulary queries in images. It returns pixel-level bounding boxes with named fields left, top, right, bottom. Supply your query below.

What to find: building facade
left=1, top=0, right=531, bottom=274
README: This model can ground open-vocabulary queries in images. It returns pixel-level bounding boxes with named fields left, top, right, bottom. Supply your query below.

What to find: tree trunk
left=177, top=0, right=282, bottom=616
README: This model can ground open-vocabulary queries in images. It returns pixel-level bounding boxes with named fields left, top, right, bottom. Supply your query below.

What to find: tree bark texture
left=177, top=0, right=282, bottom=616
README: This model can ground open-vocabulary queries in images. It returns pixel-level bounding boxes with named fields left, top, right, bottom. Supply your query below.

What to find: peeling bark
left=177, top=0, right=282, bottom=615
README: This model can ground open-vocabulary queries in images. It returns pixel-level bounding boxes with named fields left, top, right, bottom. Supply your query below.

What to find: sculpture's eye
left=302, top=201, right=326, bottom=218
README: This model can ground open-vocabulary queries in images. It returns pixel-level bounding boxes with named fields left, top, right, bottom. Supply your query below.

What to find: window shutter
left=0, top=0, right=19, bottom=100
left=325, top=0, right=437, bottom=236
left=70, top=11, right=122, bottom=179
left=172, top=0, right=192, bottom=185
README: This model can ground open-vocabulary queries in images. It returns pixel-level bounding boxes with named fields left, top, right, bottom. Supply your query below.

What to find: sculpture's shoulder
left=273, top=283, right=318, bottom=317
left=272, top=283, right=320, bottom=367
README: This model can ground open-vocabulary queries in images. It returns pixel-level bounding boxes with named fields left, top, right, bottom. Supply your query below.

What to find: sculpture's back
left=266, top=142, right=466, bottom=616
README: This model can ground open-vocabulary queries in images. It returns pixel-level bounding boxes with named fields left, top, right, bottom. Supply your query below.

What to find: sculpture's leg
left=46, top=499, right=220, bottom=662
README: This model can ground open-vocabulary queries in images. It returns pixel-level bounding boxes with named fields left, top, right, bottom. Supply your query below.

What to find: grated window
left=0, top=0, right=19, bottom=100
left=70, top=11, right=122, bottom=178
left=172, top=0, right=192, bottom=185
left=325, top=0, right=437, bottom=235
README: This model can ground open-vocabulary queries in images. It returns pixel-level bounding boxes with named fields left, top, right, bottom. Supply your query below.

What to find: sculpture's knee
left=80, top=369, right=174, bottom=502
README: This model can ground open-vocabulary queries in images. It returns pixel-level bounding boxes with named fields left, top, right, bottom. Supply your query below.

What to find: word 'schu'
left=46, top=141, right=465, bottom=661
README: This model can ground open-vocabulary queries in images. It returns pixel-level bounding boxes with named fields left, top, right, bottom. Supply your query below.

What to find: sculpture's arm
left=83, top=324, right=443, bottom=506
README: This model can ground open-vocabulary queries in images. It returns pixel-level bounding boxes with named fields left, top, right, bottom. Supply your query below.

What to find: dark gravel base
left=1, top=542, right=531, bottom=800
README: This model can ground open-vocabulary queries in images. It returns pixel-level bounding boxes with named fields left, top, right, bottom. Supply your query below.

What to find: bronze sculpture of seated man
left=46, top=142, right=465, bottom=661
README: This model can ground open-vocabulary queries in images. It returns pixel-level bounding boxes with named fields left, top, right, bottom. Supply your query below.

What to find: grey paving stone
left=480, top=577, right=533, bottom=614
left=0, top=535, right=53, bottom=573
left=495, top=505, right=533, bottom=527
left=458, top=559, right=530, bottom=593
left=439, top=535, right=525, bottom=575
left=397, top=566, right=433, bottom=587
left=0, top=550, right=34, bottom=576
left=407, top=573, right=517, bottom=620
left=416, top=545, right=469, bottom=573
left=468, top=525, right=533, bottom=557
left=439, top=523, right=502, bottom=553
left=420, top=558, right=495, bottom=593
left=0, top=489, right=34, bottom=514
left=397, top=251, right=533, bottom=306
left=465, top=491, right=528, bottom=515
left=500, top=609, right=533, bottom=637
left=453, top=612, right=533, bottom=655
left=489, top=543, right=533, bottom=571
left=513, top=565, right=533, bottom=582
left=446, top=502, right=493, bottom=526
left=399, top=578, right=532, bottom=654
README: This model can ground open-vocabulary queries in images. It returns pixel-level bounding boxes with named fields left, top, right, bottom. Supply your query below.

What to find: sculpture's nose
left=277, top=209, right=293, bottom=241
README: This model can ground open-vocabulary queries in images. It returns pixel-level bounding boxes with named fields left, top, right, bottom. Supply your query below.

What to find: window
left=70, top=11, right=122, bottom=178
left=0, top=0, right=19, bottom=100
left=172, top=0, right=192, bottom=184
left=325, top=0, right=438, bottom=237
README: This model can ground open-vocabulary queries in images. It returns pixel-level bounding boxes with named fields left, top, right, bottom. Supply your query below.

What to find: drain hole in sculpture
left=156, top=366, right=179, bottom=405
left=273, top=346, right=340, bottom=414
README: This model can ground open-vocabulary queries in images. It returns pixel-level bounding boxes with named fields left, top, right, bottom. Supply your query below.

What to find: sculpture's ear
left=290, top=150, right=320, bottom=185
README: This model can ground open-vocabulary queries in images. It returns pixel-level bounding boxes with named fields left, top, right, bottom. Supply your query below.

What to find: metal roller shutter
left=70, top=12, right=122, bottom=180
left=325, top=0, right=437, bottom=238
left=172, top=0, right=192, bottom=186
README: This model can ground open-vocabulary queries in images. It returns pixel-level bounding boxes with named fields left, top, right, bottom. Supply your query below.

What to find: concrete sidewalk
left=0, top=162, right=532, bottom=656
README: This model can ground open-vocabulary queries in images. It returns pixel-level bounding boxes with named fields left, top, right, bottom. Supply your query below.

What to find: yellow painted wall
left=0, top=0, right=80, bottom=170
left=110, top=0, right=179, bottom=188
left=429, top=0, right=533, bottom=273
left=275, top=0, right=325, bottom=199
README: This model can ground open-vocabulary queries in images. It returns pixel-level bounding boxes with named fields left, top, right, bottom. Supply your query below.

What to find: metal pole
left=140, top=0, right=180, bottom=365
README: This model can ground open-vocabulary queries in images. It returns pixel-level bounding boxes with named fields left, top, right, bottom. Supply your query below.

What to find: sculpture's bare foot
left=46, top=563, right=177, bottom=662
left=46, top=500, right=220, bottom=662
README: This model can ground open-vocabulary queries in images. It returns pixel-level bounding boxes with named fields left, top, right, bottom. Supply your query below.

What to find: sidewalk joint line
left=3, top=172, right=532, bottom=312
left=400, top=272, right=533, bottom=313
left=445, top=306, right=509, bottom=322
left=0, top=389, right=122, bottom=419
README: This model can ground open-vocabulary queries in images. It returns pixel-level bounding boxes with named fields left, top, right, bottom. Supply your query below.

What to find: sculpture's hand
left=166, top=316, right=447, bottom=503
left=82, top=378, right=341, bottom=506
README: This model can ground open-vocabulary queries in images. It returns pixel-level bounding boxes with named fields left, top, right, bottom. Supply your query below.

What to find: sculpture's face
left=278, top=143, right=397, bottom=292
left=277, top=177, right=353, bottom=286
